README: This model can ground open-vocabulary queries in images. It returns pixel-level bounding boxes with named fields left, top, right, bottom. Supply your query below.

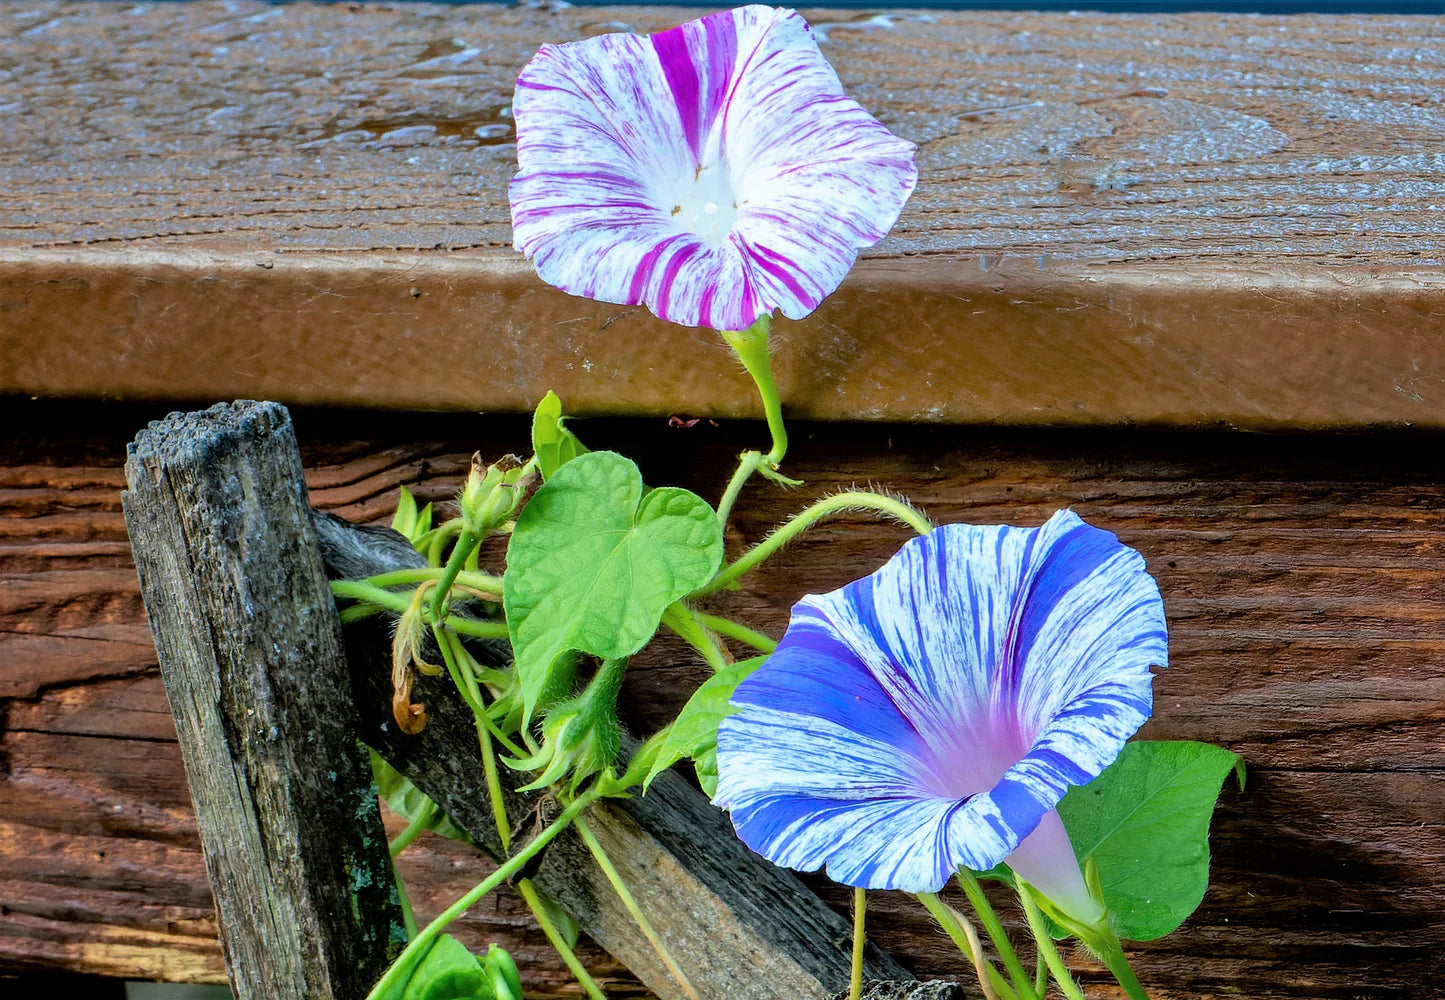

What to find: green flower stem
left=435, top=628, right=515, bottom=851
left=715, top=450, right=765, bottom=529
left=691, top=612, right=778, bottom=653
left=394, top=863, right=418, bottom=941
left=444, top=617, right=510, bottom=640
left=356, top=566, right=505, bottom=596
left=1017, top=883, right=1086, bottom=1000
left=427, top=518, right=464, bottom=568
left=388, top=800, right=438, bottom=859
left=720, top=316, right=788, bottom=469
left=365, top=788, right=602, bottom=1000
left=1034, top=950, right=1047, bottom=997
left=330, top=581, right=508, bottom=639
left=476, top=712, right=513, bottom=853
left=518, top=878, right=609, bottom=1000
left=573, top=814, right=702, bottom=1000
left=429, top=528, right=480, bottom=621
left=849, top=888, right=867, bottom=1000
left=694, top=491, right=933, bottom=598
left=339, top=602, right=383, bottom=624
left=916, top=892, right=1011, bottom=1000
left=478, top=707, right=529, bottom=760
left=1088, top=928, right=1152, bottom=1000
left=660, top=603, right=730, bottom=673
left=332, top=580, right=410, bottom=614
left=956, top=870, right=1037, bottom=1000
left=433, top=624, right=487, bottom=721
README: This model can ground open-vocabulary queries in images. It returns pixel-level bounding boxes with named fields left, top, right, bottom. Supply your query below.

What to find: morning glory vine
left=331, top=7, right=1241, bottom=1000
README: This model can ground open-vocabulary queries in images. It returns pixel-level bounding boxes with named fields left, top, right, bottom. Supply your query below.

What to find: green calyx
left=507, top=658, right=626, bottom=794
left=459, top=452, right=536, bottom=538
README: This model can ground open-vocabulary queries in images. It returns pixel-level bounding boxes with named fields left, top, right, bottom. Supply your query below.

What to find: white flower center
left=667, top=161, right=739, bottom=246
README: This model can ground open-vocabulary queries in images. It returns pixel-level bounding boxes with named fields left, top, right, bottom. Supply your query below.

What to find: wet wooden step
left=1, top=2, right=1443, bottom=428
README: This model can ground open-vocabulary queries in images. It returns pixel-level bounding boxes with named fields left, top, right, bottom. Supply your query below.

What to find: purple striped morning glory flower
left=713, top=511, right=1167, bottom=923
left=509, top=5, right=917, bottom=331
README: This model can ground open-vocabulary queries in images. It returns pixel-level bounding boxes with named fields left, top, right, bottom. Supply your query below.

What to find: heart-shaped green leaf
left=531, top=390, right=588, bottom=481
left=504, top=451, right=723, bottom=721
left=1057, top=740, right=1243, bottom=941
left=643, top=655, right=766, bottom=792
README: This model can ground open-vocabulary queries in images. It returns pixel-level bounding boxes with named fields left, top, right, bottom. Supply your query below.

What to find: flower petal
left=509, top=6, right=916, bottom=330
left=714, top=511, right=1167, bottom=893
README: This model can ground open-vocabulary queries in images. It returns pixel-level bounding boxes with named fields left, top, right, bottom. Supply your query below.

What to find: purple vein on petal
left=509, top=4, right=917, bottom=329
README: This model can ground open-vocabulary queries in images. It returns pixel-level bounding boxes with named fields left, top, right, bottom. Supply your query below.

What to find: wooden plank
left=1, top=3, right=1444, bottom=428
left=121, top=402, right=405, bottom=999
left=1, top=402, right=1443, bottom=997
left=314, top=510, right=910, bottom=1000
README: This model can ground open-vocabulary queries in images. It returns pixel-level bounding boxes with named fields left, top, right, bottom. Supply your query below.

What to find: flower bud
left=508, top=659, right=625, bottom=794
left=459, top=453, right=535, bottom=537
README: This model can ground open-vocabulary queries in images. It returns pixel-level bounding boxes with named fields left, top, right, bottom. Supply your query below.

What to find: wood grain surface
left=1, top=399, right=1442, bottom=998
left=2, top=2, right=1444, bottom=427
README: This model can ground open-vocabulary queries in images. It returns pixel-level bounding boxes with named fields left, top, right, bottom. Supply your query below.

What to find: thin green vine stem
left=956, top=870, right=1038, bottom=1000
left=1091, top=931, right=1152, bottom=1000
left=573, top=815, right=702, bottom=1000
left=478, top=707, right=529, bottom=760
left=475, top=712, right=513, bottom=853
left=365, top=788, right=602, bottom=1000
left=388, top=801, right=437, bottom=859
left=332, top=580, right=410, bottom=614
left=720, top=317, right=788, bottom=468
left=393, top=863, right=419, bottom=941
left=356, top=566, right=505, bottom=595
left=916, top=892, right=1010, bottom=1000
left=444, top=616, right=509, bottom=640
left=427, top=518, right=463, bottom=568
left=429, top=528, right=480, bottom=621
left=694, top=491, right=933, bottom=598
left=690, top=611, right=778, bottom=653
left=431, top=622, right=488, bottom=724
left=849, top=888, right=867, bottom=1000
left=660, top=602, right=730, bottom=673
left=1034, top=950, right=1048, bottom=997
left=1017, top=883, right=1086, bottom=1000
left=714, top=450, right=764, bottom=529
left=330, top=581, right=508, bottom=639
left=518, top=878, right=609, bottom=1000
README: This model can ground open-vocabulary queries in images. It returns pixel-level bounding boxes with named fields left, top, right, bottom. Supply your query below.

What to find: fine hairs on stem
left=916, top=893, right=1008, bottom=1000
left=849, top=887, right=867, bottom=1000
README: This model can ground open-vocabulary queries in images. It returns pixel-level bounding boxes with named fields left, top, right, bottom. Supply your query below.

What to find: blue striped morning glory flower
left=508, top=5, right=917, bottom=331
left=713, top=511, right=1167, bottom=923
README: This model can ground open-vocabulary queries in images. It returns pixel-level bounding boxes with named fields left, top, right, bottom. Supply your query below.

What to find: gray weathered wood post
left=124, top=401, right=405, bottom=1000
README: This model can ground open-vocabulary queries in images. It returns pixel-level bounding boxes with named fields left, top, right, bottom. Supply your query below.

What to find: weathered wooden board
left=2, top=3, right=1444, bottom=428
left=122, top=402, right=408, bottom=1000
left=1, top=400, right=1442, bottom=998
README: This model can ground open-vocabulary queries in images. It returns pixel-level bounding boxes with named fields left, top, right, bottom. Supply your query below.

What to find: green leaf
left=1057, top=740, right=1241, bottom=941
left=694, top=745, right=720, bottom=799
left=391, top=487, right=435, bottom=550
left=532, top=390, right=588, bottom=481
left=374, top=934, right=495, bottom=1000
left=371, top=750, right=472, bottom=845
left=643, top=656, right=766, bottom=791
left=504, top=451, right=723, bottom=722
left=482, top=944, right=524, bottom=1000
